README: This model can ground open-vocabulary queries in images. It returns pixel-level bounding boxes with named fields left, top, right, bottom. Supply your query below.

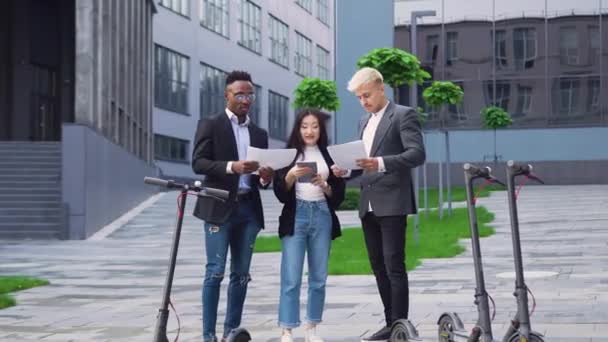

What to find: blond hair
left=347, top=67, right=384, bottom=92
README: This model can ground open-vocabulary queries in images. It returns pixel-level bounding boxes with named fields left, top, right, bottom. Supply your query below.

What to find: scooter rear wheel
left=507, top=331, right=544, bottom=342
left=437, top=315, right=456, bottom=342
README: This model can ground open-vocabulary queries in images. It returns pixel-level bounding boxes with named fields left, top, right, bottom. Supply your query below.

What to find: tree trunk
left=445, top=129, right=452, bottom=216
left=394, top=88, right=400, bottom=105
left=493, top=128, right=498, bottom=171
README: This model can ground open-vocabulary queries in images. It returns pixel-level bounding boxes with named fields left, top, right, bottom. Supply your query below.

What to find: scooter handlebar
left=463, top=163, right=492, bottom=178
left=145, top=176, right=231, bottom=200
left=506, top=160, right=533, bottom=174
left=144, top=176, right=171, bottom=188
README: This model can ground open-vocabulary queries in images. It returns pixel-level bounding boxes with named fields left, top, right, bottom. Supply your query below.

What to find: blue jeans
left=202, top=198, right=261, bottom=341
left=279, top=199, right=332, bottom=328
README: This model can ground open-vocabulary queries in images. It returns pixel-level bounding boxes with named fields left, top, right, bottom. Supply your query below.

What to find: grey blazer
left=356, top=102, right=426, bottom=219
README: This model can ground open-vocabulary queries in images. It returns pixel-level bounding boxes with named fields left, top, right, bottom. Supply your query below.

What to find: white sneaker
left=281, top=329, right=294, bottom=342
left=305, top=326, right=324, bottom=342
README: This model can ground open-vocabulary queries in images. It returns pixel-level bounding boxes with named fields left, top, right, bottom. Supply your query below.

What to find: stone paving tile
left=0, top=186, right=607, bottom=341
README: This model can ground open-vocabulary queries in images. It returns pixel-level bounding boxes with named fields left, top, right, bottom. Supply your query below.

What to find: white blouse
left=295, top=145, right=329, bottom=201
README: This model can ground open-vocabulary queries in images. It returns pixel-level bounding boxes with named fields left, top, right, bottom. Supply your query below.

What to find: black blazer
left=191, top=112, right=268, bottom=226
left=273, top=148, right=346, bottom=240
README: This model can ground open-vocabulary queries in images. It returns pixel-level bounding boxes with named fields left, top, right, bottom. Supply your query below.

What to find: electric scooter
left=502, top=161, right=545, bottom=342
left=436, top=163, right=505, bottom=342
left=144, top=177, right=252, bottom=342
left=389, top=163, right=502, bottom=342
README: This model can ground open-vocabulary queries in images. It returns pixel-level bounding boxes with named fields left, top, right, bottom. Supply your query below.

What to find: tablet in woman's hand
left=296, top=162, right=317, bottom=183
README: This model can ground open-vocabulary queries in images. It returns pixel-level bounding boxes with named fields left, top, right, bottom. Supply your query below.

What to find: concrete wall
left=420, top=127, right=608, bottom=186
left=62, top=124, right=159, bottom=239
left=421, top=159, right=608, bottom=188
left=334, top=0, right=394, bottom=143
left=423, top=127, right=608, bottom=163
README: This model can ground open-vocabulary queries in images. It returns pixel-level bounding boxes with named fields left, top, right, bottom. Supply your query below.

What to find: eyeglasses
left=234, top=94, right=256, bottom=102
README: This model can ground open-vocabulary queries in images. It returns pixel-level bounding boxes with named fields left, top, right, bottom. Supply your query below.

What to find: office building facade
left=153, top=0, right=336, bottom=179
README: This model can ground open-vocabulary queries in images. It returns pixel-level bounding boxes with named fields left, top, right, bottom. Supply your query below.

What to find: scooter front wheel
left=225, top=327, right=251, bottom=342
left=437, top=315, right=456, bottom=342
left=391, top=322, right=410, bottom=342
left=507, top=331, right=544, bottom=342
left=390, top=319, right=421, bottom=342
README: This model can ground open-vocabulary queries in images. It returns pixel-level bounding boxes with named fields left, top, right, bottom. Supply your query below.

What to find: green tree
left=481, top=106, right=513, bottom=168
left=293, top=78, right=340, bottom=112
left=421, top=81, right=464, bottom=116
left=422, top=81, right=464, bottom=218
left=356, top=48, right=430, bottom=103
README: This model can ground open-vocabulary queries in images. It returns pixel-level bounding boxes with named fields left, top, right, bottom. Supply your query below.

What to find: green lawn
left=0, top=276, right=49, bottom=309
left=255, top=206, right=495, bottom=275
left=339, top=185, right=503, bottom=211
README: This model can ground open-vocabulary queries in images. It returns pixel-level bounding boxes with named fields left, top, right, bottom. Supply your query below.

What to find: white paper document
left=246, top=146, right=296, bottom=170
left=327, top=140, right=367, bottom=170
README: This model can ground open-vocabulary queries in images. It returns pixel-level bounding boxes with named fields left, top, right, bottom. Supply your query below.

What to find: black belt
left=236, top=191, right=254, bottom=202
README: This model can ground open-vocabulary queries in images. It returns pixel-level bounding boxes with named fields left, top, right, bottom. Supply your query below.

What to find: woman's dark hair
left=286, top=108, right=329, bottom=159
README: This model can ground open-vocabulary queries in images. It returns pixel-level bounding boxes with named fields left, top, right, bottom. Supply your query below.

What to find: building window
left=486, top=81, right=511, bottom=111
left=557, top=78, right=580, bottom=116
left=515, top=85, right=532, bottom=117
left=200, top=0, right=229, bottom=37
left=493, top=30, right=507, bottom=69
left=249, top=84, right=262, bottom=125
left=269, top=15, right=289, bottom=68
left=513, top=28, right=536, bottom=70
left=295, top=32, right=312, bottom=77
left=154, top=45, right=189, bottom=114
left=296, top=0, right=312, bottom=13
left=316, top=45, right=330, bottom=80
left=446, top=32, right=458, bottom=65
left=154, top=134, right=189, bottom=163
left=587, top=78, right=600, bottom=113
left=559, top=27, right=578, bottom=65
left=200, top=63, right=227, bottom=118
left=268, top=90, right=289, bottom=140
left=239, top=0, right=261, bottom=54
left=317, top=0, right=329, bottom=25
left=159, top=0, right=189, bottom=17
left=589, top=26, right=600, bottom=65
left=425, top=34, right=439, bottom=64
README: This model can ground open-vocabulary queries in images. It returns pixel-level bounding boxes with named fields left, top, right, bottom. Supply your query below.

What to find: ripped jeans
left=202, top=198, right=261, bottom=341
left=278, top=199, right=332, bottom=328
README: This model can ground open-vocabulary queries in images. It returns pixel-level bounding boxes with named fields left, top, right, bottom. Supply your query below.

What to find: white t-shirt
left=295, top=145, right=329, bottom=201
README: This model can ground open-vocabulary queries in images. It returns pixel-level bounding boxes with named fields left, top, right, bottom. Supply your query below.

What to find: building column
left=74, top=0, right=97, bottom=127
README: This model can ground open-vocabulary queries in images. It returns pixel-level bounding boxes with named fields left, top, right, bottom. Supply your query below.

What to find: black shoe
left=361, top=326, right=391, bottom=341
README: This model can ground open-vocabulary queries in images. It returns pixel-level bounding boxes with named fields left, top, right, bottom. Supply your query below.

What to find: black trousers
left=361, top=211, right=408, bottom=325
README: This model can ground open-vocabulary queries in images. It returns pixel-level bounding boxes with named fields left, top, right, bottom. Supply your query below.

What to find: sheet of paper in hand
left=296, top=161, right=317, bottom=183
left=326, top=140, right=367, bottom=170
left=247, top=146, right=297, bottom=170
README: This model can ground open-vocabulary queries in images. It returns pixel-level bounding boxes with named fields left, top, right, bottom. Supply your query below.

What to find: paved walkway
left=1, top=186, right=607, bottom=341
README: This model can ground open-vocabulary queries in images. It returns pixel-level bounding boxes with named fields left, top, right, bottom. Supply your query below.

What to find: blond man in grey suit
left=332, top=67, right=426, bottom=341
